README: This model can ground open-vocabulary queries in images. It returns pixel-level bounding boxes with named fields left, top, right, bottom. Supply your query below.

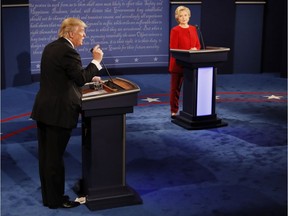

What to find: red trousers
left=170, top=72, right=183, bottom=113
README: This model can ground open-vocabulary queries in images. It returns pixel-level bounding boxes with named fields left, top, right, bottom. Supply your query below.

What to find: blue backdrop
left=29, top=0, right=170, bottom=74
left=1, top=1, right=286, bottom=88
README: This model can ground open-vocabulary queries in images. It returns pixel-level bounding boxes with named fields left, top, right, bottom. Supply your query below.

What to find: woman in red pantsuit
left=169, top=6, right=201, bottom=118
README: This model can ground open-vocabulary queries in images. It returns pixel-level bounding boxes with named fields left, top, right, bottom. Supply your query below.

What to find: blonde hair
left=58, top=18, right=87, bottom=38
left=175, top=6, right=191, bottom=23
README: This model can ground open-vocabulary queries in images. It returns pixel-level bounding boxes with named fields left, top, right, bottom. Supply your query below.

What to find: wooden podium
left=170, top=46, right=230, bottom=130
left=79, top=77, right=142, bottom=210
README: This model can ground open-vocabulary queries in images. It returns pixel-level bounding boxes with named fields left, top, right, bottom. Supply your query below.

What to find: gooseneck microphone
left=195, top=25, right=206, bottom=50
left=90, top=48, right=114, bottom=83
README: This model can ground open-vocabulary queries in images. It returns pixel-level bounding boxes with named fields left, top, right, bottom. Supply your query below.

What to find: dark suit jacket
left=31, top=37, right=100, bottom=129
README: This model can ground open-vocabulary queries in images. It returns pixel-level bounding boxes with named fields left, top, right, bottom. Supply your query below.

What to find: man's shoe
left=48, top=199, right=80, bottom=209
left=61, top=200, right=80, bottom=208
left=62, top=195, right=70, bottom=202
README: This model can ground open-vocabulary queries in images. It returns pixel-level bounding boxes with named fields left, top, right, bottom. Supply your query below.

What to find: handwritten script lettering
left=29, top=0, right=169, bottom=73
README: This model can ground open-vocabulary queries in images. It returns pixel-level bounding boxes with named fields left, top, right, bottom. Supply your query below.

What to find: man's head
left=58, top=18, right=87, bottom=47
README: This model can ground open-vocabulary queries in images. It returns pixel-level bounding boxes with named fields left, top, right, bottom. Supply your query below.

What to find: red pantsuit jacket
left=169, top=25, right=201, bottom=73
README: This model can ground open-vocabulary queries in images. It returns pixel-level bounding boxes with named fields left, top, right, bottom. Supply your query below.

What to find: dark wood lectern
left=80, top=77, right=142, bottom=211
left=170, top=46, right=230, bottom=130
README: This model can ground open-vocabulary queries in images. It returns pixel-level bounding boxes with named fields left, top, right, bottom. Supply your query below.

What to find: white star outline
left=141, top=97, right=161, bottom=103
left=263, top=95, right=283, bottom=99
left=111, top=56, right=161, bottom=64
left=216, top=95, right=284, bottom=100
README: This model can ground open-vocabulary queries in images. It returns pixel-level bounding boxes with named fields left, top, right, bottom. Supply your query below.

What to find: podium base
left=85, top=185, right=142, bottom=211
left=74, top=181, right=142, bottom=211
left=73, top=179, right=143, bottom=211
left=172, top=112, right=228, bottom=130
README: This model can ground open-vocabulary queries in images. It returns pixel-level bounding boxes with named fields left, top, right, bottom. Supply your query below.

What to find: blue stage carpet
left=1, top=73, right=287, bottom=216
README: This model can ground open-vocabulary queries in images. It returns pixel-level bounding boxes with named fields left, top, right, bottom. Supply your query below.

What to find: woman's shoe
left=171, top=113, right=177, bottom=119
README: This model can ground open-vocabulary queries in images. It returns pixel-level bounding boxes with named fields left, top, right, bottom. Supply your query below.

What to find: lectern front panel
left=197, top=67, right=213, bottom=116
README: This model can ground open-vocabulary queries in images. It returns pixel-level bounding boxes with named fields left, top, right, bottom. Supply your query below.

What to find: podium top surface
left=169, top=46, right=230, bottom=66
left=82, top=77, right=140, bottom=102
left=170, top=46, right=230, bottom=54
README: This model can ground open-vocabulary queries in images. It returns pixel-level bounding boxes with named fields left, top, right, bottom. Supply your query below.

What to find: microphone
left=90, top=48, right=114, bottom=83
left=195, top=25, right=206, bottom=50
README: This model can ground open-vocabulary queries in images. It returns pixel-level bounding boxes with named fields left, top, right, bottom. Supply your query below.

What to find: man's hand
left=91, top=45, right=104, bottom=62
left=91, top=76, right=102, bottom=83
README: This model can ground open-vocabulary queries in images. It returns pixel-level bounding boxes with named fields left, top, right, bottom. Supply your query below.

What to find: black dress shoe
left=44, top=195, right=70, bottom=207
left=48, top=199, right=80, bottom=209
left=61, top=200, right=80, bottom=208
left=62, top=195, right=70, bottom=202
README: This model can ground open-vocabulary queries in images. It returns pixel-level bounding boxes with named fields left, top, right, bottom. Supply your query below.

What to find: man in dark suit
left=31, top=17, right=104, bottom=209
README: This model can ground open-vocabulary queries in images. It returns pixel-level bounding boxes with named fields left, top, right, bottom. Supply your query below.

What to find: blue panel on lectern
left=29, top=0, right=169, bottom=74
left=197, top=67, right=213, bottom=116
